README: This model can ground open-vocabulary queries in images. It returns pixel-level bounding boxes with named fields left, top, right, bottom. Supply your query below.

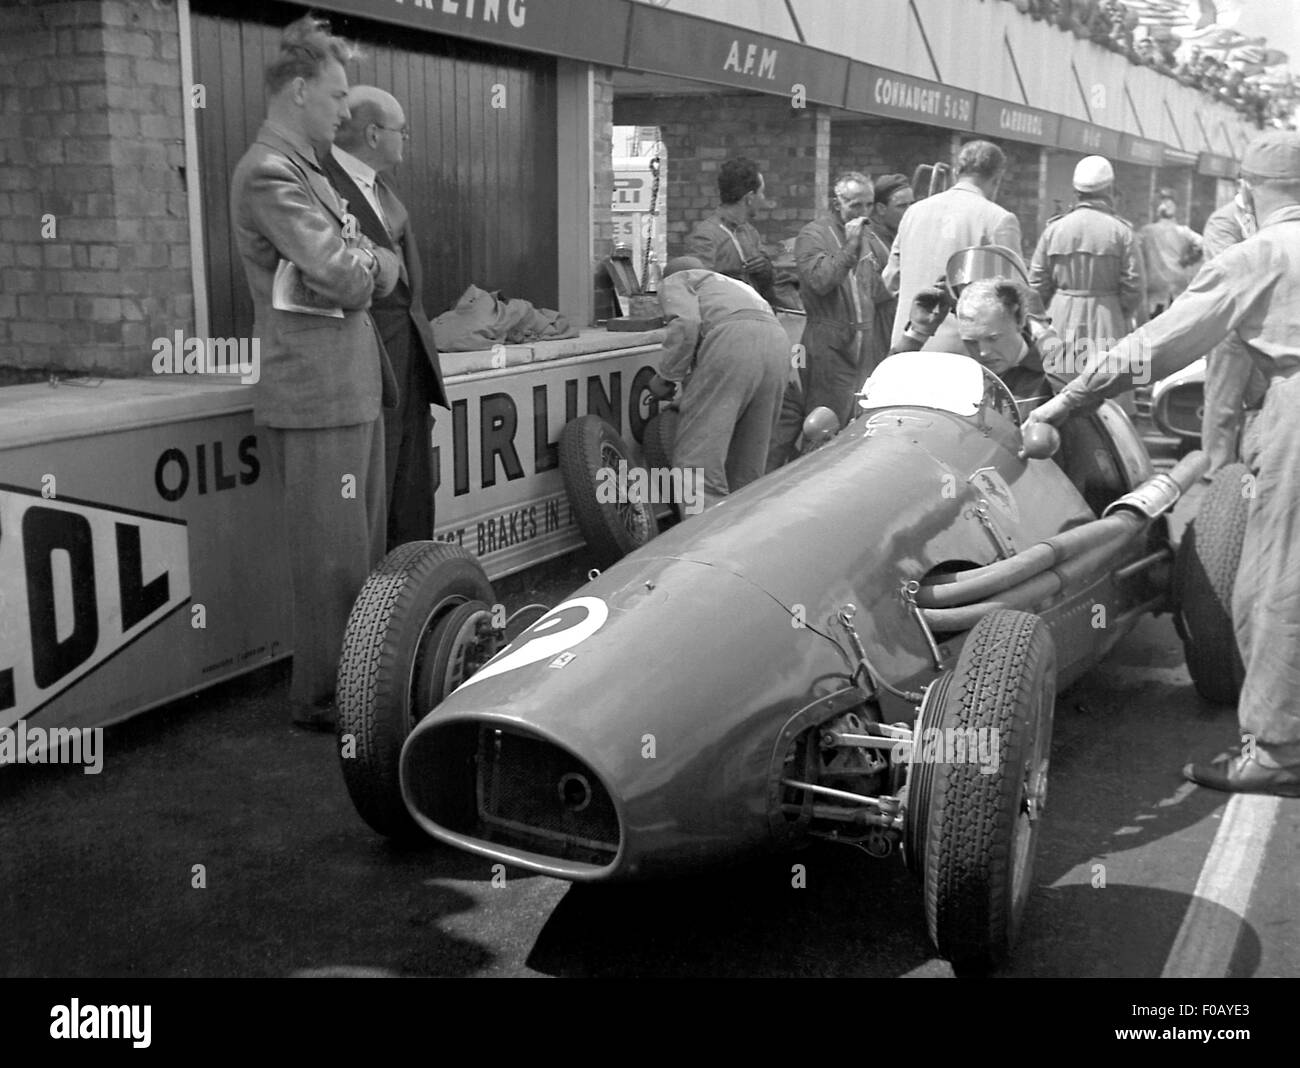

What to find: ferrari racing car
left=334, top=349, right=1233, bottom=971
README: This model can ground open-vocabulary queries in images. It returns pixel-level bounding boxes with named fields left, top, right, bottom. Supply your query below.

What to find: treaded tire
left=920, top=609, right=1056, bottom=973
left=1173, top=462, right=1249, bottom=705
left=643, top=408, right=678, bottom=473
left=336, top=542, right=495, bottom=837
left=558, top=414, right=658, bottom=568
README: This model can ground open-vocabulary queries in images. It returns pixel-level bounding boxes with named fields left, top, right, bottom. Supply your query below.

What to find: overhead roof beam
left=1004, top=31, right=1030, bottom=106
left=908, top=0, right=943, bottom=83
left=1070, top=60, right=1093, bottom=123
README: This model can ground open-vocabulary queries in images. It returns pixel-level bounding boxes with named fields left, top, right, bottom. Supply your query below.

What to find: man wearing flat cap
left=1028, top=130, right=1300, bottom=797
left=1029, top=155, right=1144, bottom=406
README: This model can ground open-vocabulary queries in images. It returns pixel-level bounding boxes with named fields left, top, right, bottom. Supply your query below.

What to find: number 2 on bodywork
left=454, top=596, right=609, bottom=691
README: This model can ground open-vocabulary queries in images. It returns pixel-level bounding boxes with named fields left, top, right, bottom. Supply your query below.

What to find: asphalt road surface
left=3, top=441, right=1297, bottom=979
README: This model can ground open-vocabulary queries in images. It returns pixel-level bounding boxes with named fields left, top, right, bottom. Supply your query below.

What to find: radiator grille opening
left=405, top=721, right=620, bottom=870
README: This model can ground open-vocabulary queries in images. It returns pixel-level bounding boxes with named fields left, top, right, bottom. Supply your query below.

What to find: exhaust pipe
left=919, top=451, right=1206, bottom=627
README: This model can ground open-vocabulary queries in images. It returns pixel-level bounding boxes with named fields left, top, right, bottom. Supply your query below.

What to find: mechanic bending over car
left=646, top=257, right=789, bottom=510
left=1028, top=130, right=1300, bottom=799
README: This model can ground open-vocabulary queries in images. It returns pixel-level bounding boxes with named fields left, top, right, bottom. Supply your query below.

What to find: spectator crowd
left=1001, top=0, right=1298, bottom=128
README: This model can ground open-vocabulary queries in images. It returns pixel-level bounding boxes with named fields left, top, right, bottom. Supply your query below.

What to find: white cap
left=1073, top=155, right=1114, bottom=193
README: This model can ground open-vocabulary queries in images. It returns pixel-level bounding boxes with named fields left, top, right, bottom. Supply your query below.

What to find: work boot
left=1183, top=752, right=1300, bottom=797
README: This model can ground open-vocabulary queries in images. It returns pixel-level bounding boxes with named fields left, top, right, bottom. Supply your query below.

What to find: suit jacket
left=884, top=180, right=1024, bottom=350
left=229, top=121, right=401, bottom=428
left=319, top=151, right=449, bottom=410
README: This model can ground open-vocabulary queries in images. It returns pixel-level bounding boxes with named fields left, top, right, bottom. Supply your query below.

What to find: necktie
left=364, top=176, right=391, bottom=237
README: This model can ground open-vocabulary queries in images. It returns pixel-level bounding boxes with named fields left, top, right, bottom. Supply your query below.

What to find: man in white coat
left=884, top=139, right=1024, bottom=353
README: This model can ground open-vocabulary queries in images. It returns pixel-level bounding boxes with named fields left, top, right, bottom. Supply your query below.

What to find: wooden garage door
left=191, top=0, right=559, bottom=338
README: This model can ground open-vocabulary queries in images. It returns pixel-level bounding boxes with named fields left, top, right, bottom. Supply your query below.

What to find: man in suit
left=321, top=86, right=449, bottom=550
left=229, top=16, right=402, bottom=729
left=883, top=140, right=1024, bottom=352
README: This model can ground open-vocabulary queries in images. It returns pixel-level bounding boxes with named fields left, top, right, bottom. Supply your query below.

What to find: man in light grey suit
left=230, top=16, right=402, bottom=728
left=883, top=140, right=1024, bottom=353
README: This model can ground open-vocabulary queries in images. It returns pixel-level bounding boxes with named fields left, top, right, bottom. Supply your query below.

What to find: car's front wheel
left=336, top=542, right=500, bottom=837
left=1173, top=462, right=1249, bottom=704
left=907, top=609, right=1056, bottom=973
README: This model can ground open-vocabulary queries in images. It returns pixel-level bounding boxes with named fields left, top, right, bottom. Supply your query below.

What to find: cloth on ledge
left=431, top=284, right=578, bottom=351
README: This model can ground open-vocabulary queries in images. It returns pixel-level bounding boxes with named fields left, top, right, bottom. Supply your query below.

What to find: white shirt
left=331, top=145, right=389, bottom=235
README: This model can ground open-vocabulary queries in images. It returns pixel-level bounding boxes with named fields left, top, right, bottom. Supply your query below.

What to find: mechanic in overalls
left=1199, top=182, right=1267, bottom=476
left=685, top=157, right=778, bottom=308
left=766, top=172, right=892, bottom=470
left=1029, top=130, right=1300, bottom=797
left=796, top=173, right=891, bottom=417
left=1028, top=155, right=1144, bottom=412
left=646, top=257, right=789, bottom=510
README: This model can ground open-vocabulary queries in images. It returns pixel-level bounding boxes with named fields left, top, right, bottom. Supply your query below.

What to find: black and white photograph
left=1, top=0, right=1298, bottom=1018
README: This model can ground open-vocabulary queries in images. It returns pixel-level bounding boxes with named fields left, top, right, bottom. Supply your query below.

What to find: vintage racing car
left=335, top=348, right=1237, bottom=971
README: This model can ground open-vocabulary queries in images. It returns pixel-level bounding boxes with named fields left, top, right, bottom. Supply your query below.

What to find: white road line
left=1162, top=792, right=1281, bottom=978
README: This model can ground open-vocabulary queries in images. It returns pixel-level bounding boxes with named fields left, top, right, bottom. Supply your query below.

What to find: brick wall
left=0, top=0, right=190, bottom=377
left=613, top=92, right=830, bottom=257
left=591, top=66, right=618, bottom=322
left=829, top=116, right=952, bottom=196
left=996, top=141, right=1044, bottom=255
left=832, top=121, right=1044, bottom=255
left=591, top=70, right=615, bottom=268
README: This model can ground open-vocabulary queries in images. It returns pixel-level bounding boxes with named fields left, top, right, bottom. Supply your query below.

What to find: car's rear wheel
left=909, top=609, right=1056, bottom=973
left=1173, top=462, right=1249, bottom=704
left=642, top=407, right=678, bottom=473
left=643, top=408, right=681, bottom=523
left=336, top=542, right=500, bottom=837
left=559, top=414, right=659, bottom=568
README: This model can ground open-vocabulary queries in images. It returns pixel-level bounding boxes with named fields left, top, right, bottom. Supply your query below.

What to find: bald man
left=321, top=86, right=448, bottom=550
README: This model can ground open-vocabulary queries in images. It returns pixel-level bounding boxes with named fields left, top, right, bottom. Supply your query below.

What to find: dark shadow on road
left=1026, top=614, right=1244, bottom=942
left=1009, top=884, right=1261, bottom=978
left=527, top=843, right=940, bottom=978
left=0, top=658, right=552, bottom=978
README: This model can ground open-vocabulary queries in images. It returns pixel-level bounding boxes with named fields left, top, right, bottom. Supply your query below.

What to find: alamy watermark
left=50, top=999, right=150, bottom=1048
left=1040, top=334, right=1153, bottom=386
left=0, top=722, right=103, bottom=774
left=892, top=726, right=1001, bottom=774
left=152, top=331, right=260, bottom=385
left=595, top=461, right=705, bottom=516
